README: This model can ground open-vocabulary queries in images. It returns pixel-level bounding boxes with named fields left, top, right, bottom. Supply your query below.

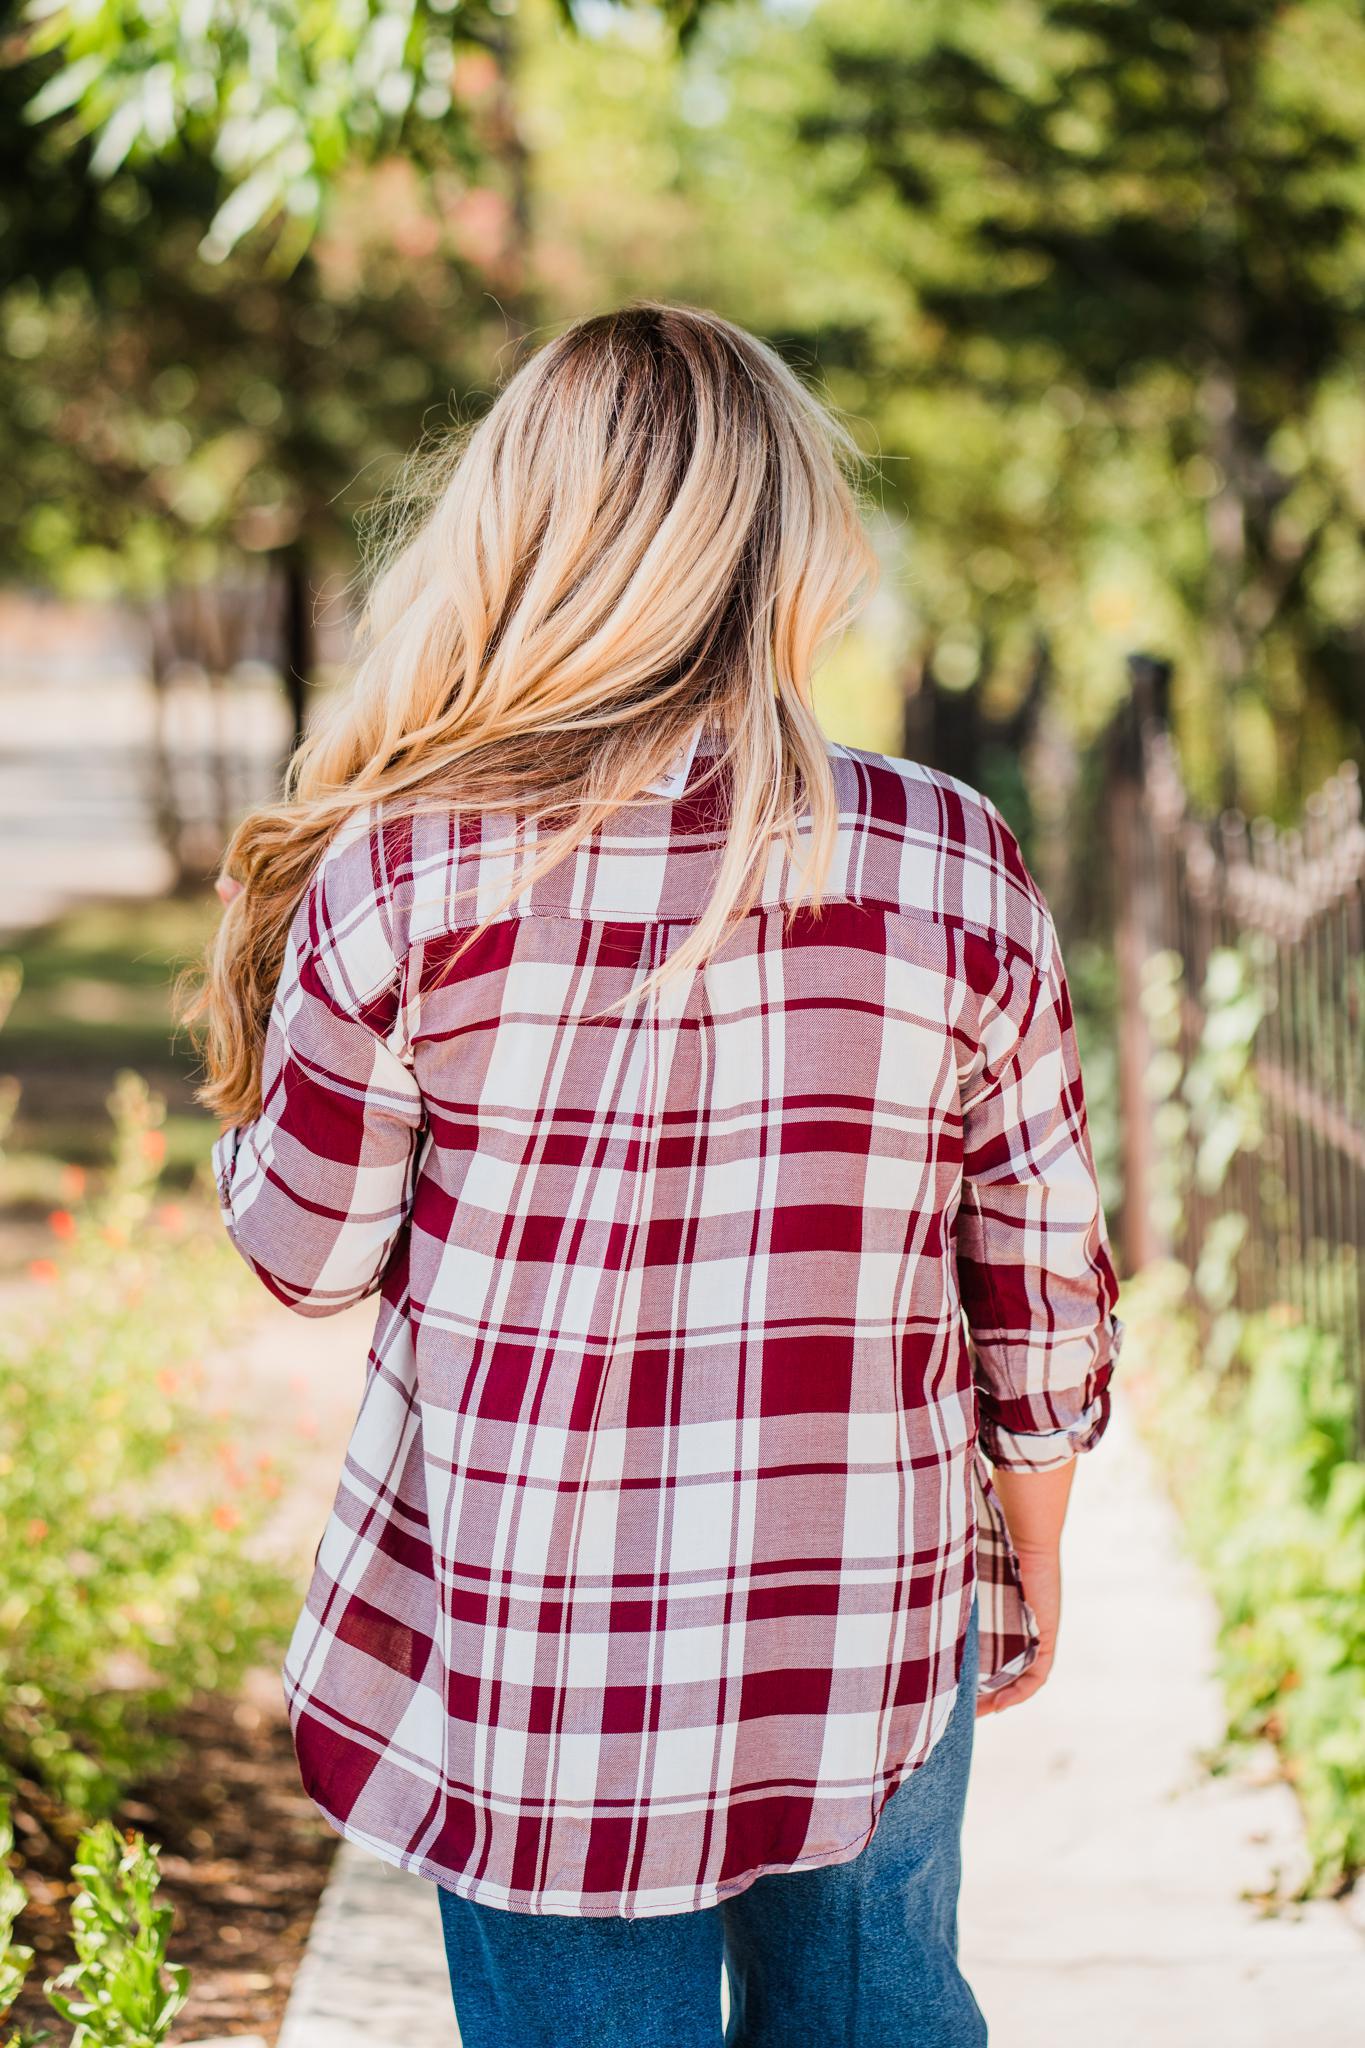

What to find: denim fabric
left=436, top=1605, right=986, bottom=2048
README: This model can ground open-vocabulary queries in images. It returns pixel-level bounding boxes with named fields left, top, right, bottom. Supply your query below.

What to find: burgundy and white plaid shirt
left=214, top=720, right=1122, bottom=1918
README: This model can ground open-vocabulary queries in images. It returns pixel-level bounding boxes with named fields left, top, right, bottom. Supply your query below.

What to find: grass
left=1, top=893, right=219, bottom=1213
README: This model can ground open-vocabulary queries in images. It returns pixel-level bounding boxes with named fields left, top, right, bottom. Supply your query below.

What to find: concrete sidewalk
left=270, top=1395, right=1365, bottom=2048
left=958, top=1399, right=1364, bottom=2044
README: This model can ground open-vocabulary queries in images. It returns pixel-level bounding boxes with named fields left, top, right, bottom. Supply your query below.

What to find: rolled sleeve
left=975, top=1333, right=1123, bottom=1471
left=957, top=912, right=1123, bottom=1474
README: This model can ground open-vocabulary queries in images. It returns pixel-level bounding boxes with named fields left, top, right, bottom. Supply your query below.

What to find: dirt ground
left=7, top=1673, right=339, bottom=2045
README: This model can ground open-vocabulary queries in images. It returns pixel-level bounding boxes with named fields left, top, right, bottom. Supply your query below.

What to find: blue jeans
left=436, top=1605, right=986, bottom=2047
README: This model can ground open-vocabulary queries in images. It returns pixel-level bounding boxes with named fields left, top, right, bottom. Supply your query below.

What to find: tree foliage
left=3, top=0, right=1364, bottom=812
left=1, top=0, right=531, bottom=619
left=524, top=0, right=1365, bottom=808
left=16, top=0, right=727, bottom=261
left=794, top=0, right=1365, bottom=800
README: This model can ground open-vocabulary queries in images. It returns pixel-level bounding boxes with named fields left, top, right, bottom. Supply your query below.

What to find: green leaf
left=199, top=162, right=287, bottom=261
left=24, top=52, right=106, bottom=123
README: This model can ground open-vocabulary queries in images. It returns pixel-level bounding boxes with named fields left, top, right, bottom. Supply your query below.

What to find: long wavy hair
left=185, top=302, right=877, bottom=1124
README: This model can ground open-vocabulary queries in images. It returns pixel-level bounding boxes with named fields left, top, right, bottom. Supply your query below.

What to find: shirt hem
left=293, top=1694, right=965, bottom=1921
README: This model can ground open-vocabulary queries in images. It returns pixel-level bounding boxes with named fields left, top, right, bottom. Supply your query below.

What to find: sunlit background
left=2, top=3, right=1363, bottom=2041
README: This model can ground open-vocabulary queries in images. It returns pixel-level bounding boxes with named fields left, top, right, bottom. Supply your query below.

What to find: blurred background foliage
left=4, top=0, right=1364, bottom=816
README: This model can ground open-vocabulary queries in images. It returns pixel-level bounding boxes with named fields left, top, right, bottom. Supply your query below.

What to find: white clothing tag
left=643, top=717, right=707, bottom=798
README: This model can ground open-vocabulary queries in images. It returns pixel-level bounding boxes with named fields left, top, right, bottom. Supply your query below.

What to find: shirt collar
left=643, top=715, right=712, bottom=799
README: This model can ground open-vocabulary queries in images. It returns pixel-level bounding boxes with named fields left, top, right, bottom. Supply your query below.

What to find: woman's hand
left=976, top=1540, right=1062, bottom=1717
left=215, top=874, right=244, bottom=907
left=975, top=1459, right=1074, bottom=1719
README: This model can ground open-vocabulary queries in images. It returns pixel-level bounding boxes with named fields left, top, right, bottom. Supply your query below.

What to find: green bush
left=0, top=1073, right=295, bottom=1820
left=1128, top=1262, right=1365, bottom=1892
left=43, top=1818, right=189, bottom=2048
left=1, top=1793, right=189, bottom=2048
left=0, top=1802, right=33, bottom=2047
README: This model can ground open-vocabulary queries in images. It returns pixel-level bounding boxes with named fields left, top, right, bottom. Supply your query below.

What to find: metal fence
left=1106, top=654, right=1365, bottom=1433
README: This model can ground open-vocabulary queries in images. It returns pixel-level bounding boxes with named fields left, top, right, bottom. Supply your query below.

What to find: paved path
left=0, top=634, right=286, bottom=939
left=260, top=1364, right=1363, bottom=2047
left=958, top=1399, right=1365, bottom=2044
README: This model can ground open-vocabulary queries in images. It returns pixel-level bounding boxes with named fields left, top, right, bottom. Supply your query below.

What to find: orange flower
left=140, top=1129, right=167, bottom=1164
left=28, top=1259, right=58, bottom=1285
left=25, top=1518, right=48, bottom=1543
left=453, top=49, right=499, bottom=101
left=101, top=1225, right=127, bottom=1248
left=60, top=1164, right=87, bottom=1200
left=155, top=1202, right=186, bottom=1233
left=212, top=1502, right=241, bottom=1532
left=214, top=1439, right=246, bottom=1490
left=48, top=1209, right=76, bottom=1241
left=156, top=1368, right=181, bottom=1396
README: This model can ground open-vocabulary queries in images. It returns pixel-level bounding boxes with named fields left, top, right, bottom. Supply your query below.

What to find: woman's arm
left=956, top=906, right=1123, bottom=1713
left=211, top=858, right=424, bottom=1318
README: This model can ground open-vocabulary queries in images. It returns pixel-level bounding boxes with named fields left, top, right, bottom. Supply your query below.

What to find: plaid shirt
left=214, top=721, right=1122, bottom=1918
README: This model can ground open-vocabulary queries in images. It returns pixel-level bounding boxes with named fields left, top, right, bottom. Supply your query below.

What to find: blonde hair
left=185, top=302, right=877, bottom=1124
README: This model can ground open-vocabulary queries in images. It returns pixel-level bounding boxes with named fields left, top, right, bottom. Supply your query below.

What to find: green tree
left=523, top=0, right=1113, bottom=839
left=14, top=0, right=723, bottom=259
left=1, top=1, right=736, bottom=810
left=795, top=0, right=1365, bottom=810
left=1, top=7, right=532, bottom=829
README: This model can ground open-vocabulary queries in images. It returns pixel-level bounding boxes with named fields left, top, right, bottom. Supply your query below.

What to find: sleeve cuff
left=978, top=1387, right=1108, bottom=1471
left=977, top=1314, right=1125, bottom=1472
